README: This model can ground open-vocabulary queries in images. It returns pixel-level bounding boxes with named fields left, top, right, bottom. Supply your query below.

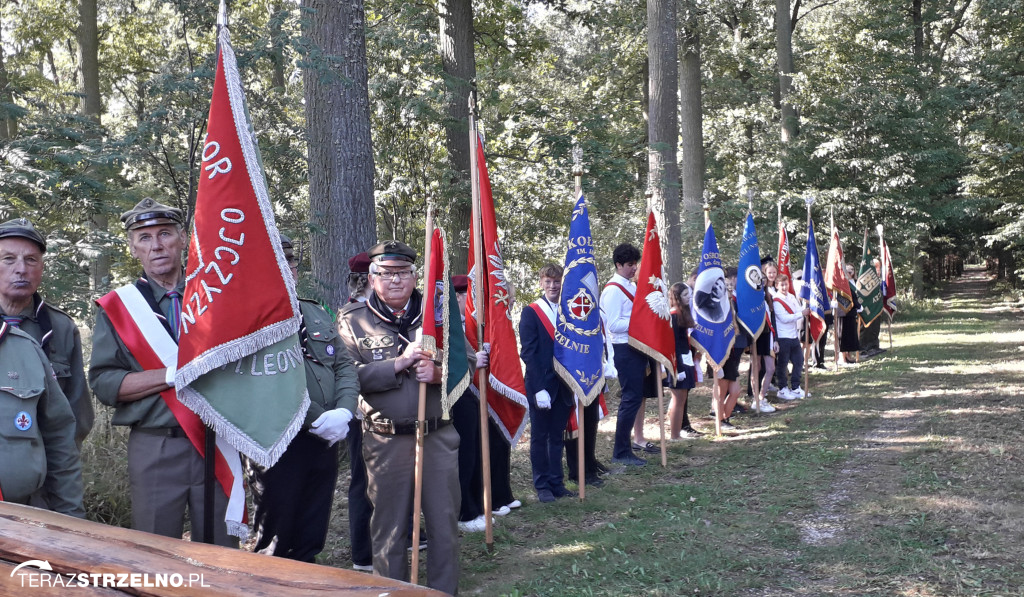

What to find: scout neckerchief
left=366, top=289, right=423, bottom=354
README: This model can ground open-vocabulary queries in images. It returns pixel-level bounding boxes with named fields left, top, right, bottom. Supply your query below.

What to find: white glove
left=857, top=305, right=864, bottom=313
left=165, top=364, right=176, bottom=387
left=482, top=342, right=491, bottom=354
left=475, top=350, right=489, bottom=368
left=310, top=408, right=354, bottom=446
left=534, top=390, right=552, bottom=410
left=676, top=371, right=686, bottom=382
left=830, top=300, right=838, bottom=310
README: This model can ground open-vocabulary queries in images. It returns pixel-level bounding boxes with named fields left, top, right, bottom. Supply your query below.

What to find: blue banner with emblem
left=553, top=193, right=604, bottom=407
left=799, top=218, right=830, bottom=342
left=736, top=212, right=767, bottom=339
left=690, top=222, right=736, bottom=371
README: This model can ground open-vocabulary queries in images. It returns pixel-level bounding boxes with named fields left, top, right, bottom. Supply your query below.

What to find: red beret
left=452, top=275, right=469, bottom=292
left=348, top=252, right=371, bottom=274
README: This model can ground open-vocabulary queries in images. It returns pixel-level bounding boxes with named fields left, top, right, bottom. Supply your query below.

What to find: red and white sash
left=605, top=281, right=635, bottom=303
left=97, top=284, right=247, bottom=536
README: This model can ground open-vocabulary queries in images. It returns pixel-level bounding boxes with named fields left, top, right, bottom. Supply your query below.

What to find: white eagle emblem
left=645, top=275, right=671, bottom=321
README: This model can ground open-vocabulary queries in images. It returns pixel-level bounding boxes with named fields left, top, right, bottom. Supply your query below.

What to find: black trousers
left=451, top=390, right=484, bottom=522
left=248, top=432, right=338, bottom=563
left=346, top=420, right=374, bottom=567
left=488, top=417, right=516, bottom=507
left=565, top=399, right=600, bottom=481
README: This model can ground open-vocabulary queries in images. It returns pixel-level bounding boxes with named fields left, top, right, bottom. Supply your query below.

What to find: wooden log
left=0, top=502, right=442, bottom=596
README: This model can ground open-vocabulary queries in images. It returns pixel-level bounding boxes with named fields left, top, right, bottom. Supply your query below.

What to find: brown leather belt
left=364, top=417, right=451, bottom=436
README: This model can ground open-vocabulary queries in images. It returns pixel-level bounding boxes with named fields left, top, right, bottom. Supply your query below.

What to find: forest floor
left=80, top=266, right=1024, bottom=596
left=320, top=265, right=1024, bottom=596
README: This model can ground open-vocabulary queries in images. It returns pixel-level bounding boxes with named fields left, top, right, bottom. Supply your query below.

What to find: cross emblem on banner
left=567, top=288, right=595, bottom=321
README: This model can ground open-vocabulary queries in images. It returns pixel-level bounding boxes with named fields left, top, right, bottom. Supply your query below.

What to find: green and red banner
left=423, top=228, right=471, bottom=418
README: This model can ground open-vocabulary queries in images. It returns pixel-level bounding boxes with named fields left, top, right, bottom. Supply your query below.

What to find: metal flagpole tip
left=876, top=223, right=884, bottom=235
left=804, top=195, right=816, bottom=207
left=217, top=0, right=228, bottom=27
left=572, top=145, right=584, bottom=176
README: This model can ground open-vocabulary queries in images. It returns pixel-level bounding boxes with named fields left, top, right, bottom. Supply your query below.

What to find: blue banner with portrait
left=799, top=218, right=830, bottom=342
left=553, top=193, right=605, bottom=407
left=690, top=222, right=736, bottom=371
left=736, top=213, right=767, bottom=339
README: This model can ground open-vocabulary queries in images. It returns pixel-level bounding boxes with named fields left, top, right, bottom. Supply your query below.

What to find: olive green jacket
left=0, top=326, right=84, bottom=516
left=299, top=299, right=359, bottom=427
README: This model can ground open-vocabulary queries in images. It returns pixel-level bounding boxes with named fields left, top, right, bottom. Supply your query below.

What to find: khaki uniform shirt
left=4, top=296, right=94, bottom=444
left=298, top=299, right=359, bottom=426
left=89, top=277, right=183, bottom=429
left=0, top=326, right=84, bottom=515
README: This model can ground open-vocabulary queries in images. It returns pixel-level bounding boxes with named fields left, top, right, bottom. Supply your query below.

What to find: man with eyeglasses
left=246, top=234, right=359, bottom=562
left=337, top=240, right=462, bottom=594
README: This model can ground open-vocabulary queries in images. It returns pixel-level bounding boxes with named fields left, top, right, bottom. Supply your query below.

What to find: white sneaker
left=352, top=563, right=373, bottom=572
left=457, top=515, right=489, bottom=533
left=791, top=387, right=805, bottom=399
left=493, top=505, right=511, bottom=517
left=758, top=400, right=777, bottom=413
left=505, top=499, right=522, bottom=510
left=778, top=387, right=797, bottom=400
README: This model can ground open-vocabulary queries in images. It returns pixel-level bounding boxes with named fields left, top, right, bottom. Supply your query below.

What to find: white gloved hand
left=165, top=364, right=176, bottom=387
left=534, top=390, right=552, bottom=410
left=482, top=342, right=491, bottom=354
left=310, top=408, right=354, bottom=446
left=475, top=350, right=489, bottom=369
left=830, top=300, right=838, bottom=310
left=676, top=371, right=686, bottom=382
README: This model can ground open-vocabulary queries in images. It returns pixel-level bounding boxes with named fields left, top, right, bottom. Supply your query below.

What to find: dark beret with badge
left=120, top=198, right=185, bottom=231
left=348, top=252, right=371, bottom=274
left=0, top=218, right=47, bottom=252
left=367, top=240, right=416, bottom=263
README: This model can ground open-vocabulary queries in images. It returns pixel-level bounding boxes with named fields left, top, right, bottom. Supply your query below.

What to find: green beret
left=0, top=218, right=46, bottom=252
left=120, top=198, right=184, bottom=231
left=367, top=240, right=416, bottom=263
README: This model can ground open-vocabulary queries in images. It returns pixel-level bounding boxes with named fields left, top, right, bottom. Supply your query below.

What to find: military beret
left=348, top=252, right=371, bottom=274
left=452, top=275, right=469, bottom=293
left=367, top=240, right=416, bottom=263
left=760, top=254, right=775, bottom=266
left=120, top=198, right=185, bottom=231
left=0, top=218, right=46, bottom=252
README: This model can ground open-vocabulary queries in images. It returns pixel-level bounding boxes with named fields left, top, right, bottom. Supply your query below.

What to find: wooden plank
left=0, top=502, right=443, bottom=596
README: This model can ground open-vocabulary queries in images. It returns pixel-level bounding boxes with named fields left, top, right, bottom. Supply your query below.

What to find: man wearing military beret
left=337, top=240, right=462, bottom=594
left=89, top=198, right=236, bottom=546
left=0, top=218, right=94, bottom=449
left=246, top=234, right=360, bottom=562
left=0, top=220, right=85, bottom=516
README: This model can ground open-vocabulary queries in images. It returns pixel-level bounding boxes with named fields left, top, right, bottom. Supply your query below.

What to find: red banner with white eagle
left=465, top=132, right=528, bottom=445
left=627, top=211, right=676, bottom=379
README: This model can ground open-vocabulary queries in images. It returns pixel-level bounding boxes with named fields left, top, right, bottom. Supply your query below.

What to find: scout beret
left=120, top=198, right=185, bottom=231
left=367, top=240, right=416, bottom=263
left=452, top=275, right=469, bottom=292
left=348, top=252, right=371, bottom=274
left=760, top=254, right=775, bottom=266
left=0, top=218, right=46, bottom=252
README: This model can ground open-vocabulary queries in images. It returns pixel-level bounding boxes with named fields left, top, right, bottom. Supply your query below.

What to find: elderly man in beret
left=337, top=240, right=462, bottom=594
left=89, top=198, right=236, bottom=546
left=0, top=218, right=94, bottom=448
left=0, top=218, right=85, bottom=516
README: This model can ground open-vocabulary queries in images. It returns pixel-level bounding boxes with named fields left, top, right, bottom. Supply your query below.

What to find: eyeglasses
left=374, top=269, right=414, bottom=281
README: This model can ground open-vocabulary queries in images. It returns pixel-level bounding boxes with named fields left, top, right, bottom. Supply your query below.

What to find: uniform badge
left=326, top=344, right=335, bottom=356
left=312, top=331, right=322, bottom=338
left=15, top=411, right=32, bottom=431
left=372, top=348, right=384, bottom=361
left=7, top=371, right=18, bottom=380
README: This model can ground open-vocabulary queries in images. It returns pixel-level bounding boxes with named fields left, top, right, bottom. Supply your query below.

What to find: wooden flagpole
left=704, top=200, right=722, bottom=436
left=646, top=188, right=668, bottom=465
left=748, top=190, right=762, bottom=416
left=409, top=205, right=434, bottom=584
left=802, top=196, right=814, bottom=397
left=573, top=148, right=588, bottom=496
left=468, top=89, right=494, bottom=552
left=831, top=208, right=841, bottom=372
left=855, top=228, right=867, bottom=364
left=878, top=224, right=894, bottom=353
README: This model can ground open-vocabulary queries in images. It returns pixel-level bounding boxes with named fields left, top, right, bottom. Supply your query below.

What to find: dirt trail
left=750, top=267, right=1024, bottom=596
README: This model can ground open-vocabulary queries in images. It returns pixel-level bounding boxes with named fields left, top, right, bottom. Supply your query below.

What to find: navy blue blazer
left=518, top=302, right=574, bottom=409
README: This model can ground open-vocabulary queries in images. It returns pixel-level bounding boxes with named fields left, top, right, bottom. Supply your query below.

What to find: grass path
left=439, top=266, right=1024, bottom=596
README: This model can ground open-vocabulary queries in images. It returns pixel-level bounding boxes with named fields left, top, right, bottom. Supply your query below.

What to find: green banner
left=857, top=234, right=885, bottom=327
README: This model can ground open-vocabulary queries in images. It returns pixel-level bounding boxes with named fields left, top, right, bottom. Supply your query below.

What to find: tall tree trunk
left=301, top=0, right=377, bottom=309
left=438, top=0, right=476, bottom=273
left=912, top=0, right=924, bottom=63
left=269, top=2, right=286, bottom=90
left=0, top=23, right=16, bottom=140
left=79, top=0, right=110, bottom=293
left=678, top=4, right=704, bottom=259
left=776, top=0, right=798, bottom=144
left=648, top=0, right=682, bottom=283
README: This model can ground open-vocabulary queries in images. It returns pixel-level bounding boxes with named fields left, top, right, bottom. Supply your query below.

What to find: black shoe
left=733, top=403, right=748, bottom=414
left=537, top=489, right=556, bottom=503
left=584, top=476, right=605, bottom=488
left=719, top=419, right=736, bottom=430
left=611, top=454, right=647, bottom=467
left=681, top=426, right=704, bottom=437
left=552, top=486, right=577, bottom=499
left=594, top=461, right=610, bottom=475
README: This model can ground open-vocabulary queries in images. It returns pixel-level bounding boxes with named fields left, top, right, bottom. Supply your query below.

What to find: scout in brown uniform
left=337, top=240, right=461, bottom=594
left=89, top=198, right=236, bottom=546
left=0, top=218, right=93, bottom=447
